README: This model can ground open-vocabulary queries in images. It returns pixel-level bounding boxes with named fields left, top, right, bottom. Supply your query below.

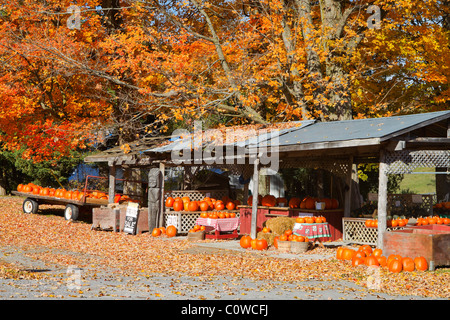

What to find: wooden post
left=344, top=156, right=353, bottom=217
left=447, top=119, right=450, bottom=138
left=242, top=163, right=251, bottom=205
left=251, top=158, right=260, bottom=239
left=377, top=150, right=388, bottom=249
left=159, top=162, right=165, bottom=228
left=108, top=164, right=116, bottom=204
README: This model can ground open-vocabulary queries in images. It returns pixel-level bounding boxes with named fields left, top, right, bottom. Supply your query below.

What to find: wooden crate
left=383, top=224, right=450, bottom=270
left=92, top=206, right=149, bottom=234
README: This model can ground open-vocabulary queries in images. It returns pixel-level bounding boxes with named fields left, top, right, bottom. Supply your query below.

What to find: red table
left=196, top=217, right=240, bottom=240
left=293, top=222, right=331, bottom=247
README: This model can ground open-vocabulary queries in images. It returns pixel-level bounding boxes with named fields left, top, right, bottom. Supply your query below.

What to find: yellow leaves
left=120, top=143, right=131, bottom=154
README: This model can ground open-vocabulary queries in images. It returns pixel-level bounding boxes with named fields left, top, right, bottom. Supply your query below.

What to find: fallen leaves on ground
left=0, top=196, right=449, bottom=298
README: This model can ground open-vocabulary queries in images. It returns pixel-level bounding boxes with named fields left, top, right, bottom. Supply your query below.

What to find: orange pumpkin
left=336, top=247, right=345, bottom=260
left=273, top=236, right=279, bottom=249
left=377, top=256, right=387, bottom=267
left=151, top=228, right=161, bottom=237
left=247, top=195, right=262, bottom=206
left=240, top=235, right=252, bottom=248
left=305, top=197, right=315, bottom=210
left=322, top=198, right=332, bottom=210
left=261, top=195, right=277, bottom=207
left=165, top=197, right=174, bottom=207
left=352, top=257, right=365, bottom=267
left=296, top=217, right=305, bottom=223
left=199, top=201, right=209, bottom=211
left=387, top=254, right=403, bottom=268
left=188, top=201, right=199, bottom=212
left=402, top=257, right=415, bottom=272
left=305, top=216, right=315, bottom=224
left=342, top=248, right=356, bottom=261
left=166, top=225, right=177, bottom=237
left=414, top=256, right=428, bottom=271
left=358, top=245, right=373, bottom=256
left=215, top=201, right=225, bottom=211
left=255, top=239, right=268, bottom=250
left=250, top=238, right=258, bottom=250
left=365, top=256, right=379, bottom=267
left=388, top=259, right=403, bottom=273
left=331, top=198, right=339, bottom=209
left=276, top=197, right=287, bottom=206
left=226, top=201, right=236, bottom=210
left=372, top=248, right=383, bottom=257
left=289, top=197, right=301, bottom=208
left=173, top=200, right=183, bottom=211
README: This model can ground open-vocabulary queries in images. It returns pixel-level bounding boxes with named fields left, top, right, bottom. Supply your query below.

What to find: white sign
left=166, top=215, right=179, bottom=229
left=123, top=202, right=140, bottom=234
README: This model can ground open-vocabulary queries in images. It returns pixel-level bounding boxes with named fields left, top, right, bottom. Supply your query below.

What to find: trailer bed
left=12, top=191, right=108, bottom=220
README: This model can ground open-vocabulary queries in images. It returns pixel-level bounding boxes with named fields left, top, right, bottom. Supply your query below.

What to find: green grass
left=398, top=167, right=436, bottom=194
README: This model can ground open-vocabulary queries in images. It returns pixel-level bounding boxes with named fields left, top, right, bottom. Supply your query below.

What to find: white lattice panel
left=386, top=150, right=450, bottom=174
left=164, top=189, right=229, bottom=202
left=343, top=218, right=405, bottom=245
left=164, top=212, right=202, bottom=234
left=280, top=157, right=351, bottom=177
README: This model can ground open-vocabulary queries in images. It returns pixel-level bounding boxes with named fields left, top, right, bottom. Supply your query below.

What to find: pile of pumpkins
left=288, top=196, right=339, bottom=210
left=365, top=217, right=409, bottom=228
left=239, top=235, right=268, bottom=251
left=151, top=225, right=177, bottom=238
left=295, top=216, right=327, bottom=224
left=434, top=202, right=450, bottom=211
left=336, top=245, right=428, bottom=273
left=17, top=182, right=135, bottom=203
left=188, top=224, right=206, bottom=233
left=165, top=195, right=240, bottom=212
left=416, top=215, right=450, bottom=225
left=246, top=194, right=339, bottom=210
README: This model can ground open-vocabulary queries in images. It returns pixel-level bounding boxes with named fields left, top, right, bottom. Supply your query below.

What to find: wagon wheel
left=64, top=204, right=79, bottom=221
left=23, top=198, right=39, bottom=214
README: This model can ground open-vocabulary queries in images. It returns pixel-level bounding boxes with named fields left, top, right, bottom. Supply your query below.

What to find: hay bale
left=257, top=232, right=276, bottom=246
left=265, top=217, right=296, bottom=236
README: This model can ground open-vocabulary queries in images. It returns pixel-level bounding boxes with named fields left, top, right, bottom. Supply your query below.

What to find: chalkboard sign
left=123, top=202, right=140, bottom=234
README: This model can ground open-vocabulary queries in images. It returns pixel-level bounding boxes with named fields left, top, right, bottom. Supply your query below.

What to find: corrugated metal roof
left=269, top=111, right=450, bottom=147
left=147, top=120, right=316, bottom=153
left=84, top=110, right=450, bottom=163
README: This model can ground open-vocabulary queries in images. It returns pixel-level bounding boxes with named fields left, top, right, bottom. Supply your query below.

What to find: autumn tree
left=0, top=0, right=449, bottom=165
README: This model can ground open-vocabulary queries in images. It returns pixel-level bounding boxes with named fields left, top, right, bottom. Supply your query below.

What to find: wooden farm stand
left=83, top=111, right=450, bottom=249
